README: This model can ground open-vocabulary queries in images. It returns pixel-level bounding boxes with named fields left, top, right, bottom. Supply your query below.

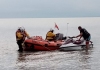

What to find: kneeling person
left=45, top=29, right=56, bottom=41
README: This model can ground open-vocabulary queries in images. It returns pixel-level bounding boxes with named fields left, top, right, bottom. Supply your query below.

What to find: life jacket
left=16, top=30, right=27, bottom=41
left=46, top=31, right=56, bottom=40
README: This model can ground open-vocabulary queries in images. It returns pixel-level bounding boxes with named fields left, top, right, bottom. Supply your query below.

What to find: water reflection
left=17, top=52, right=27, bottom=62
left=16, top=51, right=32, bottom=70
left=78, top=49, right=94, bottom=70
left=79, top=55, right=91, bottom=69
left=14, top=45, right=94, bottom=70
left=15, top=51, right=48, bottom=70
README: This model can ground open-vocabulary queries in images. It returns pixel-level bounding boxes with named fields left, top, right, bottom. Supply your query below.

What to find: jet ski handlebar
left=68, top=36, right=76, bottom=38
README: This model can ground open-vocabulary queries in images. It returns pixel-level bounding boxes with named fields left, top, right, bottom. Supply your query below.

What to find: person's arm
left=76, top=32, right=83, bottom=40
left=25, top=31, right=30, bottom=38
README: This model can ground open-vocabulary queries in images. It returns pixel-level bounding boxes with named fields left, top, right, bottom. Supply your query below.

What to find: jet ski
left=59, top=37, right=93, bottom=51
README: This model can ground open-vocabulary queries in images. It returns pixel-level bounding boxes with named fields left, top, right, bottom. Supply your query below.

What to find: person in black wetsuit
left=75, top=26, right=91, bottom=52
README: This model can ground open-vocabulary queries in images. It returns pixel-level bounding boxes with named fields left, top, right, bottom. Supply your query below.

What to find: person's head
left=50, top=28, right=54, bottom=33
left=78, top=26, right=82, bottom=31
left=18, top=27, right=25, bottom=32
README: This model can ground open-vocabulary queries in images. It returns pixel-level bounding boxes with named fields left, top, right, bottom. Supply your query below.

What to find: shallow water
left=0, top=17, right=100, bottom=70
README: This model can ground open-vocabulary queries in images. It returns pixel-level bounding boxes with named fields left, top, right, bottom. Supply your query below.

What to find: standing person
left=75, top=26, right=91, bottom=52
left=45, top=29, right=56, bottom=41
left=16, top=27, right=30, bottom=52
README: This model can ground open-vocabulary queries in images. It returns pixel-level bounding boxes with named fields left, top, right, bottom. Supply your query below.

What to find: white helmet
left=18, top=27, right=25, bottom=32
left=50, top=28, right=54, bottom=32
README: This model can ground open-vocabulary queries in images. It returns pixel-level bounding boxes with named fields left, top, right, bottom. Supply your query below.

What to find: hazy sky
left=0, top=0, right=100, bottom=18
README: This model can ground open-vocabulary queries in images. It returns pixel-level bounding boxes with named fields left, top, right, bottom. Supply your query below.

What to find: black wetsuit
left=80, top=28, right=90, bottom=41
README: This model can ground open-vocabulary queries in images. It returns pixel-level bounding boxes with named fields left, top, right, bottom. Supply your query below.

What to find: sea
left=0, top=17, right=100, bottom=70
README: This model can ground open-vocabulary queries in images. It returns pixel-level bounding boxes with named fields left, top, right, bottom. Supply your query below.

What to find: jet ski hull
left=59, top=42, right=93, bottom=51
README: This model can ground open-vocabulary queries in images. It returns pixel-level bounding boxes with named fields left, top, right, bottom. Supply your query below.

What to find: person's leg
left=17, top=40, right=23, bottom=51
left=86, top=41, right=89, bottom=52
left=85, top=36, right=91, bottom=53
